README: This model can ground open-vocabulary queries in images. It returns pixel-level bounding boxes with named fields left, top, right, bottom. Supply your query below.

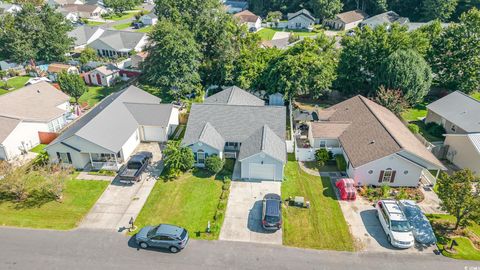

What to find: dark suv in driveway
left=262, top=193, right=282, bottom=230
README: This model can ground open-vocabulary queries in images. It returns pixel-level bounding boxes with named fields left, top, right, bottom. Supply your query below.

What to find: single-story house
left=0, top=3, right=22, bottom=14
left=0, top=82, right=71, bottom=160
left=182, top=86, right=287, bottom=181
left=444, top=133, right=480, bottom=176
left=48, top=0, right=84, bottom=7
left=223, top=0, right=248, bottom=14
left=233, top=10, right=261, bottom=32
left=59, top=9, right=80, bottom=22
left=298, top=95, right=446, bottom=187
left=140, top=13, right=158, bottom=26
left=68, top=25, right=105, bottom=50
left=46, top=85, right=179, bottom=170
left=47, top=63, right=79, bottom=82
left=0, top=60, right=24, bottom=72
left=425, top=91, right=480, bottom=134
left=325, top=10, right=368, bottom=30
left=88, top=30, right=148, bottom=58
left=359, top=11, right=409, bottom=29
left=287, top=9, right=315, bottom=30
left=84, top=65, right=120, bottom=87
left=57, top=4, right=107, bottom=20
left=131, top=51, right=148, bottom=69
left=260, top=37, right=290, bottom=49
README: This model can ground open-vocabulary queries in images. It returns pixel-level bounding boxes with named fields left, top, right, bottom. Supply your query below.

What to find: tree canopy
left=0, top=4, right=73, bottom=63
left=142, top=19, right=202, bottom=98
left=375, top=49, right=432, bottom=105
left=57, top=72, right=87, bottom=104
left=335, top=24, right=429, bottom=97
left=103, top=0, right=140, bottom=14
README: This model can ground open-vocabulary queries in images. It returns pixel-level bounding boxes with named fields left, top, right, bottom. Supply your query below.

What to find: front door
left=96, top=73, right=102, bottom=85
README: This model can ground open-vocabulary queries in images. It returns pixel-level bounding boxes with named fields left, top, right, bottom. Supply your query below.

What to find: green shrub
left=407, top=123, right=420, bottom=134
left=335, top=154, right=347, bottom=171
left=214, top=210, right=224, bottom=221
left=315, top=148, right=329, bottom=166
left=425, top=122, right=446, bottom=138
left=217, top=200, right=226, bottom=210
left=222, top=179, right=231, bottom=191
left=381, top=184, right=391, bottom=197
left=205, top=155, right=224, bottom=174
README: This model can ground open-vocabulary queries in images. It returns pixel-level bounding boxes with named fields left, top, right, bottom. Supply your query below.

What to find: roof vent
left=37, top=89, right=40, bottom=93
left=369, top=140, right=375, bottom=144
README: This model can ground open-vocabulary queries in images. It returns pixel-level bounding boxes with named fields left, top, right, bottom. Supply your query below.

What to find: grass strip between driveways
left=0, top=180, right=109, bottom=230
left=133, top=170, right=226, bottom=240
left=282, top=154, right=354, bottom=251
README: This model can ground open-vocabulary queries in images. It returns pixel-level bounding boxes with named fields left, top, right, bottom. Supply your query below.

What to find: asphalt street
left=0, top=228, right=476, bottom=270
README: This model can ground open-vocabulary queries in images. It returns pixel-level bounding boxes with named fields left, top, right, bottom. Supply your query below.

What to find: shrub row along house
left=425, top=91, right=480, bottom=176
left=46, top=86, right=178, bottom=170
left=0, top=82, right=71, bottom=160
left=182, top=86, right=287, bottom=181
left=296, top=95, right=446, bottom=187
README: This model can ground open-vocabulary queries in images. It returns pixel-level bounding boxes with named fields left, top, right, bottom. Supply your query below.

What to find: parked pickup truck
left=118, top=151, right=153, bottom=184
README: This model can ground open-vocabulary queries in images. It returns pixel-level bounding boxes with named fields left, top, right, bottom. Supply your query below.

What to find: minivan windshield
left=391, top=220, right=411, bottom=232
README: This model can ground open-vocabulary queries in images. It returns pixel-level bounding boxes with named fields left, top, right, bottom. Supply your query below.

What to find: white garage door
left=249, top=163, right=275, bottom=180
left=142, top=126, right=165, bottom=142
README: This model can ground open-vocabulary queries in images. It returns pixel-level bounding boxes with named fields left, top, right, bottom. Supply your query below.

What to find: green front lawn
left=103, top=9, right=146, bottom=21
left=282, top=154, right=354, bottom=251
left=29, top=144, right=47, bottom=153
left=428, top=214, right=480, bottom=261
left=0, top=76, right=30, bottom=95
left=0, top=180, right=108, bottom=230
left=113, top=22, right=132, bottom=30
left=136, top=25, right=153, bottom=33
left=86, top=20, right=105, bottom=26
left=257, top=28, right=277, bottom=40
left=133, top=170, right=226, bottom=240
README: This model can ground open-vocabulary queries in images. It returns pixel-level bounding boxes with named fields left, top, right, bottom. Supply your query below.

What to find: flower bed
left=358, top=185, right=424, bottom=203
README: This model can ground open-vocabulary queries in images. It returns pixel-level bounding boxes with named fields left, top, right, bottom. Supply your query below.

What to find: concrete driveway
left=79, top=143, right=163, bottom=232
left=337, top=190, right=437, bottom=253
left=220, top=181, right=282, bottom=245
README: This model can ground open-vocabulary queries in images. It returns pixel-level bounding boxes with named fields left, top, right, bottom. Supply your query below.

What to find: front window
left=391, top=220, right=412, bottom=232
left=319, top=140, right=326, bottom=148
left=382, top=169, right=393, bottom=182
left=57, top=152, right=72, bottom=164
left=91, top=153, right=115, bottom=162
left=197, top=150, right=205, bottom=164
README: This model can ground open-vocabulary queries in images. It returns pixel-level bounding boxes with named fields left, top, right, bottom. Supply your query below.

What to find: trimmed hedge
left=205, top=155, right=224, bottom=174
left=335, top=154, right=347, bottom=171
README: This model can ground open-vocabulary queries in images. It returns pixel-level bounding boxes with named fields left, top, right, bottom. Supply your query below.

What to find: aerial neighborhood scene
left=0, top=0, right=479, bottom=269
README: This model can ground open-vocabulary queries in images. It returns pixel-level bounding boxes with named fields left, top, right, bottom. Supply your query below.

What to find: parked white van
left=375, top=199, right=415, bottom=249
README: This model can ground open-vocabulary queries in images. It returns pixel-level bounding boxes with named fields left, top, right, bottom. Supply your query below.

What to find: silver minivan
left=135, top=224, right=189, bottom=253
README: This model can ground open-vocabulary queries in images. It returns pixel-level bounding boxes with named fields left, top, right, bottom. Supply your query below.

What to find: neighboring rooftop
left=48, top=63, right=74, bottom=73
left=360, top=11, right=409, bottom=28
left=316, top=95, right=445, bottom=169
left=48, top=86, right=173, bottom=153
left=90, top=30, right=146, bottom=52
left=68, top=25, right=104, bottom=47
left=427, top=91, right=480, bottom=133
left=94, top=65, right=119, bottom=76
left=468, top=133, right=480, bottom=154
left=223, top=0, right=248, bottom=12
left=58, top=3, right=100, bottom=12
left=233, top=10, right=259, bottom=23
left=0, top=82, right=70, bottom=122
left=204, top=86, right=265, bottom=106
left=287, top=9, right=315, bottom=21
left=335, top=9, right=368, bottom=23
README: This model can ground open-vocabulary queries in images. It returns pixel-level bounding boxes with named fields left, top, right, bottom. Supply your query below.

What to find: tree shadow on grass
left=7, top=191, right=57, bottom=210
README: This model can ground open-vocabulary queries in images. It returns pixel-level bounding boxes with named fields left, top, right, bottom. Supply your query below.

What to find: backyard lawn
left=0, top=76, right=30, bottom=95
left=86, top=20, right=105, bottom=26
left=282, top=154, right=354, bottom=251
left=257, top=28, right=318, bottom=41
left=29, top=144, right=47, bottom=153
left=428, top=214, right=480, bottom=261
left=0, top=180, right=108, bottom=230
left=133, top=169, right=228, bottom=240
left=78, top=84, right=125, bottom=106
left=401, top=102, right=444, bottom=142
left=257, top=28, right=277, bottom=40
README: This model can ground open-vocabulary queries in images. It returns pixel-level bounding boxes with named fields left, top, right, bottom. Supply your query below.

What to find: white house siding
left=445, top=135, right=480, bottom=176
left=288, top=16, right=314, bottom=30
left=88, top=71, right=118, bottom=87
left=167, top=108, right=179, bottom=137
left=1, top=121, right=49, bottom=160
left=351, top=154, right=423, bottom=187
left=134, top=36, right=148, bottom=52
left=47, top=135, right=115, bottom=169
left=240, top=153, right=284, bottom=181
left=295, top=147, right=316, bottom=161
left=189, top=142, right=221, bottom=167
left=121, top=128, right=140, bottom=161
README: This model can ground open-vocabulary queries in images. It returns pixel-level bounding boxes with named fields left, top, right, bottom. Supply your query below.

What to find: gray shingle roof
left=47, top=85, right=174, bottom=153
left=0, top=82, right=70, bottom=122
left=68, top=25, right=103, bottom=47
left=238, top=125, right=286, bottom=163
left=287, top=9, right=315, bottom=21
left=426, top=91, right=480, bottom=133
left=183, top=103, right=285, bottom=148
left=360, top=11, right=409, bottom=28
left=204, top=86, right=265, bottom=106
left=89, top=30, right=146, bottom=51
left=0, top=116, right=21, bottom=143
left=197, top=122, right=226, bottom=150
